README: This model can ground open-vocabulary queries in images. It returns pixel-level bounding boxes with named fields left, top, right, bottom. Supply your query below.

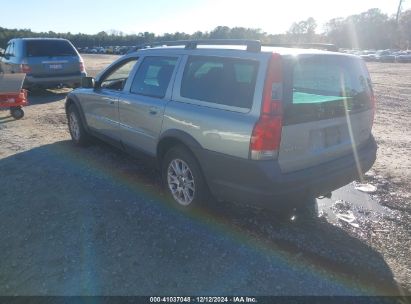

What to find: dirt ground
left=368, top=62, right=411, bottom=180
left=366, top=62, right=411, bottom=204
left=0, top=54, right=410, bottom=296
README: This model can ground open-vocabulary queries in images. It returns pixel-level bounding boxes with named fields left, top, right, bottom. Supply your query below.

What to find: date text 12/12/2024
left=149, top=297, right=257, bottom=303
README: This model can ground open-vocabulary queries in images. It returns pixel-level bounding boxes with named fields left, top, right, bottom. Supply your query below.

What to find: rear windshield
left=26, top=40, right=77, bottom=57
left=181, top=56, right=259, bottom=109
left=283, top=55, right=373, bottom=124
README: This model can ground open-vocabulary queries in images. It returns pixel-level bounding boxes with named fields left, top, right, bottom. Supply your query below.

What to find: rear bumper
left=198, top=136, right=377, bottom=208
left=24, top=72, right=86, bottom=88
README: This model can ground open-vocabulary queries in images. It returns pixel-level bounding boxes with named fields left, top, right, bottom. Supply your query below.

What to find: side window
left=5, top=44, right=11, bottom=56
left=10, top=43, right=15, bottom=57
left=100, top=58, right=138, bottom=91
left=5, top=43, right=14, bottom=57
left=180, top=56, right=259, bottom=109
left=130, top=56, right=178, bottom=98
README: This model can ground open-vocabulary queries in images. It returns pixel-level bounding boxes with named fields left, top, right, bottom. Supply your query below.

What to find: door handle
left=102, top=97, right=117, bottom=105
left=149, top=106, right=158, bottom=115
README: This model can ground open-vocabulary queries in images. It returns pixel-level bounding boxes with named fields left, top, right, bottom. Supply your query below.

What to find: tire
left=67, top=104, right=90, bottom=146
left=10, top=107, right=24, bottom=120
left=162, top=145, right=209, bottom=208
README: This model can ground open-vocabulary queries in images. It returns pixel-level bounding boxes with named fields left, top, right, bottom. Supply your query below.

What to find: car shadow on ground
left=27, top=88, right=71, bottom=105
left=0, top=141, right=406, bottom=296
left=0, top=113, right=16, bottom=124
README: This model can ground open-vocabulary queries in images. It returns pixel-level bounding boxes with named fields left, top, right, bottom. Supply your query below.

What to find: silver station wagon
left=65, top=40, right=377, bottom=211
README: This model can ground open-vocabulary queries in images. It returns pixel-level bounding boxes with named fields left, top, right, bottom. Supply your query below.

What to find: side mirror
left=81, top=76, right=95, bottom=88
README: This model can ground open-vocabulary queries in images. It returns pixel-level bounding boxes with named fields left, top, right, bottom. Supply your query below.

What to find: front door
left=82, top=58, right=138, bottom=139
left=119, top=56, right=179, bottom=155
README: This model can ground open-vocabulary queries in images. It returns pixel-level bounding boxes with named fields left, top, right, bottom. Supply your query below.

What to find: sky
left=0, top=0, right=410, bottom=35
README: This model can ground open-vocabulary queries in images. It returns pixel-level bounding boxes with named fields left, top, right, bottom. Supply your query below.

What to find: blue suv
left=0, top=38, right=86, bottom=89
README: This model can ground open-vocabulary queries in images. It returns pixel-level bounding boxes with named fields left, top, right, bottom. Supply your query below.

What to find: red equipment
left=0, top=89, right=28, bottom=119
left=0, top=73, right=28, bottom=119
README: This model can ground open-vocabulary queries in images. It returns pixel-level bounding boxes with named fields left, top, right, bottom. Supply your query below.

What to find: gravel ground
left=0, top=55, right=409, bottom=296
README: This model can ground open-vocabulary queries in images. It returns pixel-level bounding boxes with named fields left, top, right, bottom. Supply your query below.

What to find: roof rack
left=262, top=43, right=337, bottom=52
left=128, top=40, right=337, bottom=54
left=132, top=39, right=262, bottom=52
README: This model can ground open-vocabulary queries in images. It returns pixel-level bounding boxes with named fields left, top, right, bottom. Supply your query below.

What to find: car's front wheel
left=67, top=104, right=90, bottom=146
left=162, top=146, right=209, bottom=208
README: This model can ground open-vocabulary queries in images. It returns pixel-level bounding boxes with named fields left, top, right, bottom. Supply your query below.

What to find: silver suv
left=65, top=40, right=377, bottom=210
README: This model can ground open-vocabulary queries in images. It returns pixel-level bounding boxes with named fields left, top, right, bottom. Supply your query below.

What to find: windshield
left=26, top=40, right=77, bottom=57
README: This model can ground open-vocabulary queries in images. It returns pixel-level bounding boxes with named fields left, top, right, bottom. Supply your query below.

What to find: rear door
left=166, top=54, right=262, bottom=159
left=24, top=40, right=81, bottom=77
left=278, top=54, right=374, bottom=173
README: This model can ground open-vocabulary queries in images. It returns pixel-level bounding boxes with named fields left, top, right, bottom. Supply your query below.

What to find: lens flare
left=340, top=72, right=365, bottom=184
left=347, top=18, right=360, bottom=50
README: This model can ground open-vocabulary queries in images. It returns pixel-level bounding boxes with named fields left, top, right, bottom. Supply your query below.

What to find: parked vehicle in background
left=103, top=46, right=111, bottom=54
left=360, top=50, right=376, bottom=62
left=375, top=50, right=396, bottom=63
left=0, top=38, right=86, bottom=89
left=97, top=47, right=106, bottom=54
left=395, top=51, right=411, bottom=63
left=115, top=46, right=129, bottom=55
left=65, top=40, right=377, bottom=211
left=77, top=45, right=132, bottom=55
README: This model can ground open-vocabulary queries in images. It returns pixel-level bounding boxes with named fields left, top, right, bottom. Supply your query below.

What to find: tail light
left=21, top=64, right=32, bottom=74
left=250, top=53, right=283, bottom=160
left=79, top=62, right=85, bottom=72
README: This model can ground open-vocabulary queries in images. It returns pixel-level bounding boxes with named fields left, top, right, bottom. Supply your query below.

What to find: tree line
left=1, top=8, right=410, bottom=50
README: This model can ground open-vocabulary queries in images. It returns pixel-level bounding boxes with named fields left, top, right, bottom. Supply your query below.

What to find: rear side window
left=181, top=56, right=259, bottom=109
left=130, top=56, right=177, bottom=98
left=26, top=40, right=77, bottom=57
left=284, top=55, right=373, bottom=124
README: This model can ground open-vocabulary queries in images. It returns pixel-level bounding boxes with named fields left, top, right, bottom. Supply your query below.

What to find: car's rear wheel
left=67, top=104, right=90, bottom=146
left=162, top=146, right=209, bottom=208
